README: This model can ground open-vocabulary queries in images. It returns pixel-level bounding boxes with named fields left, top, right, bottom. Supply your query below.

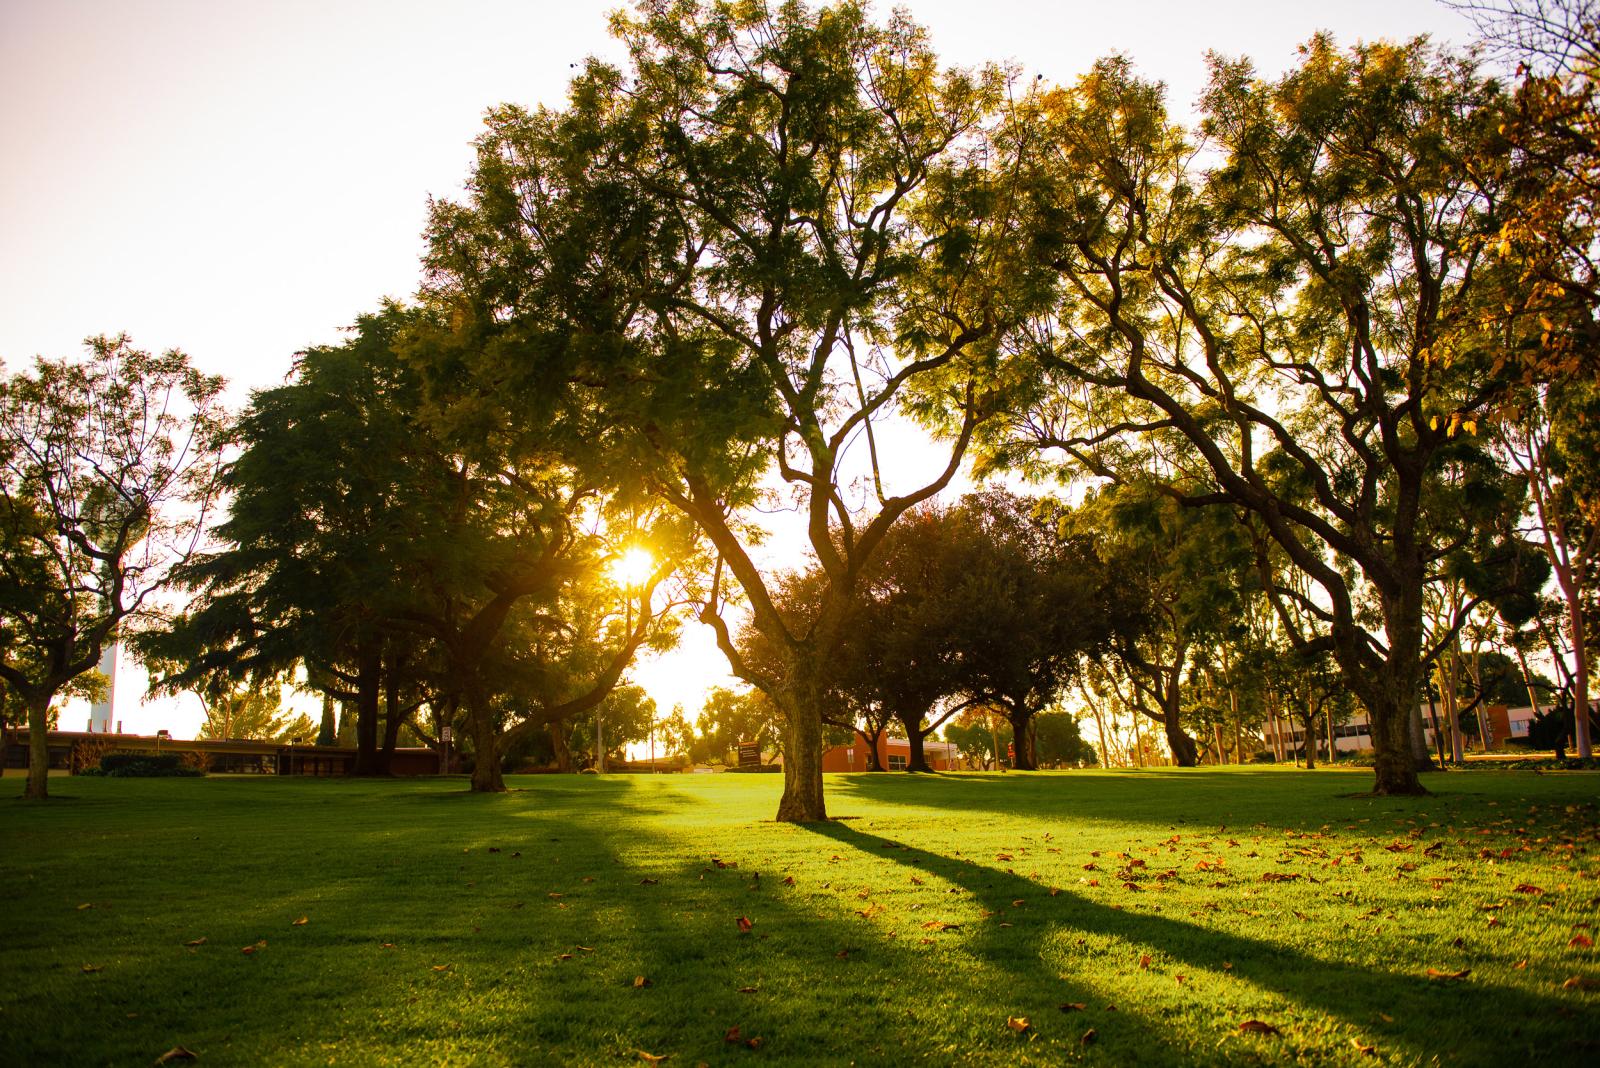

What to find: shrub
left=69, top=739, right=116, bottom=775
left=1249, top=750, right=1275, bottom=764
left=97, top=752, right=203, bottom=777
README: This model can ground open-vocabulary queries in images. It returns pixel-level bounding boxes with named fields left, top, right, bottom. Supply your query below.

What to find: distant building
left=87, top=644, right=118, bottom=732
left=1262, top=704, right=1551, bottom=756
left=822, top=735, right=960, bottom=772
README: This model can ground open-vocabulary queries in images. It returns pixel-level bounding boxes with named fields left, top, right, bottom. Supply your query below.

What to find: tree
left=194, top=682, right=291, bottom=741
left=421, top=0, right=1043, bottom=819
left=989, top=42, right=1521, bottom=794
left=0, top=337, right=226, bottom=799
left=698, top=686, right=785, bottom=765
left=1032, top=710, right=1098, bottom=767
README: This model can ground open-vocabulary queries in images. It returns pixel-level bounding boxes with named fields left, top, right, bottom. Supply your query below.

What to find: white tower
left=88, top=644, right=118, bottom=733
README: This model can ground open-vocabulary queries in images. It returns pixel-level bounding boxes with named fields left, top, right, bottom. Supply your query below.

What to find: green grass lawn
left=3, top=768, right=1598, bottom=1066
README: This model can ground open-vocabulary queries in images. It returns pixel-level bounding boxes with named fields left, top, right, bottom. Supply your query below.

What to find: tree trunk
left=1007, top=709, right=1037, bottom=770
left=1563, top=594, right=1593, bottom=758
left=25, top=690, right=53, bottom=800
left=550, top=722, right=572, bottom=773
left=1408, top=701, right=1434, bottom=771
left=1300, top=714, right=1317, bottom=770
left=351, top=639, right=382, bottom=776
left=903, top=719, right=932, bottom=772
left=851, top=726, right=886, bottom=771
left=1325, top=706, right=1336, bottom=764
left=1159, top=668, right=1197, bottom=766
left=775, top=665, right=827, bottom=821
left=466, top=683, right=505, bottom=793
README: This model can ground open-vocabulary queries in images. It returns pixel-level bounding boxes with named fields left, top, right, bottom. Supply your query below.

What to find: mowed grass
left=3, top=769, right=1599, bottom=1066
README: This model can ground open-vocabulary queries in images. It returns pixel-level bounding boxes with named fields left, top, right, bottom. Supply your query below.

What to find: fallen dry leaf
left=291, top=916, right=308, bottom=927
left=921, top=921, right=961, bottom=931
left=1011, top=899, right=1025, bottom=907
left=635, top=1050, right=669, bottom=1065
left=184, top=938, right=206, bottom=947
left=1060, top=1002, right=1087, bottom=1012
left=1426, top=967, right=1470, bottom=981
left=240, top=940, right=266, bottom=956
left=1562, top=975, right=1599, bottom=990
left=555, top=954, right=573, bottom=962
left=1081, top=1028, right=1098, bottom=1045
left=1513, top=883, right=1545, bottom=895
left=1139, top=954, right=1151, bottom=970
left=433, top=963, right=454, bottom=971
left=1006, top=1015, right=1030, bottom=1033
left=1049, top=887, right=1061, bottom=897
left=745, top=1037, right=764, bottom=1051
left=1239, top=1020, right=1282, bottom=1036
left=1351, top=1038, right=1378, bottom=1056
left=81, top=964, right=102, bottom=973
left=639, top=878, right=658, bottom=886
left=153, top=1047, right=198, bottom=1064
left=633, top=976, right=652, bottom=988
left=576, top=945, right=595, bottom=953
left=76, top=903, right=94, bottom=911
left=723, top=1026, right=742, bottom=1044
left=738, top=986, right=757, bottom=994
left=736, top=916, right=753, bottom=934
left=782, top=875, right=796, bottom=886
left=1568, top=934, right=1594, bottom=949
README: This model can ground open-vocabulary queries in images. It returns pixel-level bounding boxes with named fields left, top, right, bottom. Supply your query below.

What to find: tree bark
left=851, top=725, right=886, bottom=771
left=1006, top=708, right=1037, bottom=771
left=466, top=681, right=505, bottom=793
left=550, top=722, right=572, bottom=773
left=903, top=719, right=932, bottom=772
left=25, top=690, right=53, bottom=800
left=351, top=638, right=382, bottom=776
left=775, top=662, right=827, bottom=821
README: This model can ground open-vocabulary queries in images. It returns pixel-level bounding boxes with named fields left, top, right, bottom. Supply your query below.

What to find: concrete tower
left=88, top=644, right=117, bottom=733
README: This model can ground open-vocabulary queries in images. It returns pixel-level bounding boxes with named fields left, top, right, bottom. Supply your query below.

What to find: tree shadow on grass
left=803, top=820, right=1590, bottom=1066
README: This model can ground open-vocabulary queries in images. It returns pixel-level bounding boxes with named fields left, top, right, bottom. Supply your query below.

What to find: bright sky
left=1, top=0, right=1475, bottom=737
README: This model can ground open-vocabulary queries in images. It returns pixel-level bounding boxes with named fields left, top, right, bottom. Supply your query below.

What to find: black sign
left=737, top=741, right=761, bottom=768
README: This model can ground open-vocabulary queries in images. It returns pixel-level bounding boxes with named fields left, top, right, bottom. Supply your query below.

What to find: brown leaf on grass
left=736, top=916, right=753, bottom=934
left=1260, top=872, right=1300, bottom=883
left=921, top=920, right=961, bottom=931
left=1426, top=967, right=1470, bottom=981
left=582, top=876, right=596, bottom=883
left=1562, top=975, right=1599, bottom=990
left=547, top=893, right=563, bottom=899
left=1239, top=1020, right=1281, bottom=1036
left=76, top=903, right=94, bottom=911
left=1012, top=899, right=1025, bottom=907
left=635, top=1052, right=668, bottom=1065
left=1514, top=883, right=1545, bottom=895
left=81, top=964, right=102, bottom=973
left=1480, top=901, right=1508, bottom=910
left=633, top=976, right=652, bottom=988
left=995, top=853, right=1014, bottom=862
left=240, top=940, right=266, bottom=955
left=1222, top=962, right=1233, bottom=970
left=1139, top=954, right=1151, bottom=970
left=910, top=876, right=924, bottom=886
left=834, top=949, right=850, bottom=959
left=1049, top=887, right=1061, bottom=897
left=153, top=1047, right=198, bottom=1064
left=576, top=945, right=595, bottom=953
left=723, top=1026, right=742, bottom=1044
left=1568, top=934, right=1594, bottom=949
left=738, top=986, right=757, bottom=994
left=291, top=916, right=308, bottom=927
left=1514, top=959, right=1529, bottom=969
left=1080, top=1028, right=1098, bottom=1045
left=1059, top=1002, right=1087, bottom=1012
left=555, top=954, right=573, bottom=962
left=1121, top=882, right=1142, bottom=892
left=1086, top=879, right=1101, bottom=887
left=1006, top=1016, right=1030, bottom=1033
left=639, top=878, right=658, bottom=886
left=1082, top=862, right=1099, bottom=871
left=1351, top=1038, right=1378, bottom=1056
left=745, top=1036, right=764, bottom=1050
left=782, top=875, right=796, bottom=886
left=184, top=938, right=206, bottom=947
left=433, top=963, right=454, bottom=971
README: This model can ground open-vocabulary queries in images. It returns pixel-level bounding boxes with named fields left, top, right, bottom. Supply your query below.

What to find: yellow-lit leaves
left=240, top=940, right=266, bottom=956
left=291, top=916, right=309, bottom=927
left=1006, top=1015, right=1030, bottom=1034
left=633, top=975, right=652, bottom=988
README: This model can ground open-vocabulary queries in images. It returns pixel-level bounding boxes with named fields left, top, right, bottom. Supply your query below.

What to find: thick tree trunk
left=1300, top=714, right=1317, bottom=769
left=1563, top=595, right=1593, bottom=758
left=1007, top=709, right=1037, bottom=771
left=1408, top=701, right=1434, bottom=771
left=904, top=720, right=932, bottom=772
left=777, top=701, right=826, bottom=821
left=25, top=691, right=53, bottom=800
left=466, top=684, right=505, bottom=793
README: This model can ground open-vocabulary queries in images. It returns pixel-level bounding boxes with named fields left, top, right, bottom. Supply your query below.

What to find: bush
left=1248, top=750, right=1275, bottom=764
left=726, top=764, right=782, bottom=773
left=69, top=739, right=116, bottom=774
left=95, top=752, right=203, bottom=778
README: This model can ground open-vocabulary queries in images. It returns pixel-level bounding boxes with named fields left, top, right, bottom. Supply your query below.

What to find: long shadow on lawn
left=804, top=820, right=1582, bottom=1066
left=832, top=769, right=1594, bottom=837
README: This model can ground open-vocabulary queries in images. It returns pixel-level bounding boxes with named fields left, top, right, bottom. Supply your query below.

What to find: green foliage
left=86, top=753, right=203, bottom=778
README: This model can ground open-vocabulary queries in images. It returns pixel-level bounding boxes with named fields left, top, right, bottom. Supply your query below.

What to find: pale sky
left=1, top=0, right=1476, bottom=736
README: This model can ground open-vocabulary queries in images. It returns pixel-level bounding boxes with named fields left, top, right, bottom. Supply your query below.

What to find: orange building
left=822, top=735, right=961, bottom=772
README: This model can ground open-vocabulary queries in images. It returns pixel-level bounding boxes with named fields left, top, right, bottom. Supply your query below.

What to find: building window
left=889, top=755, right=908, bottom=770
